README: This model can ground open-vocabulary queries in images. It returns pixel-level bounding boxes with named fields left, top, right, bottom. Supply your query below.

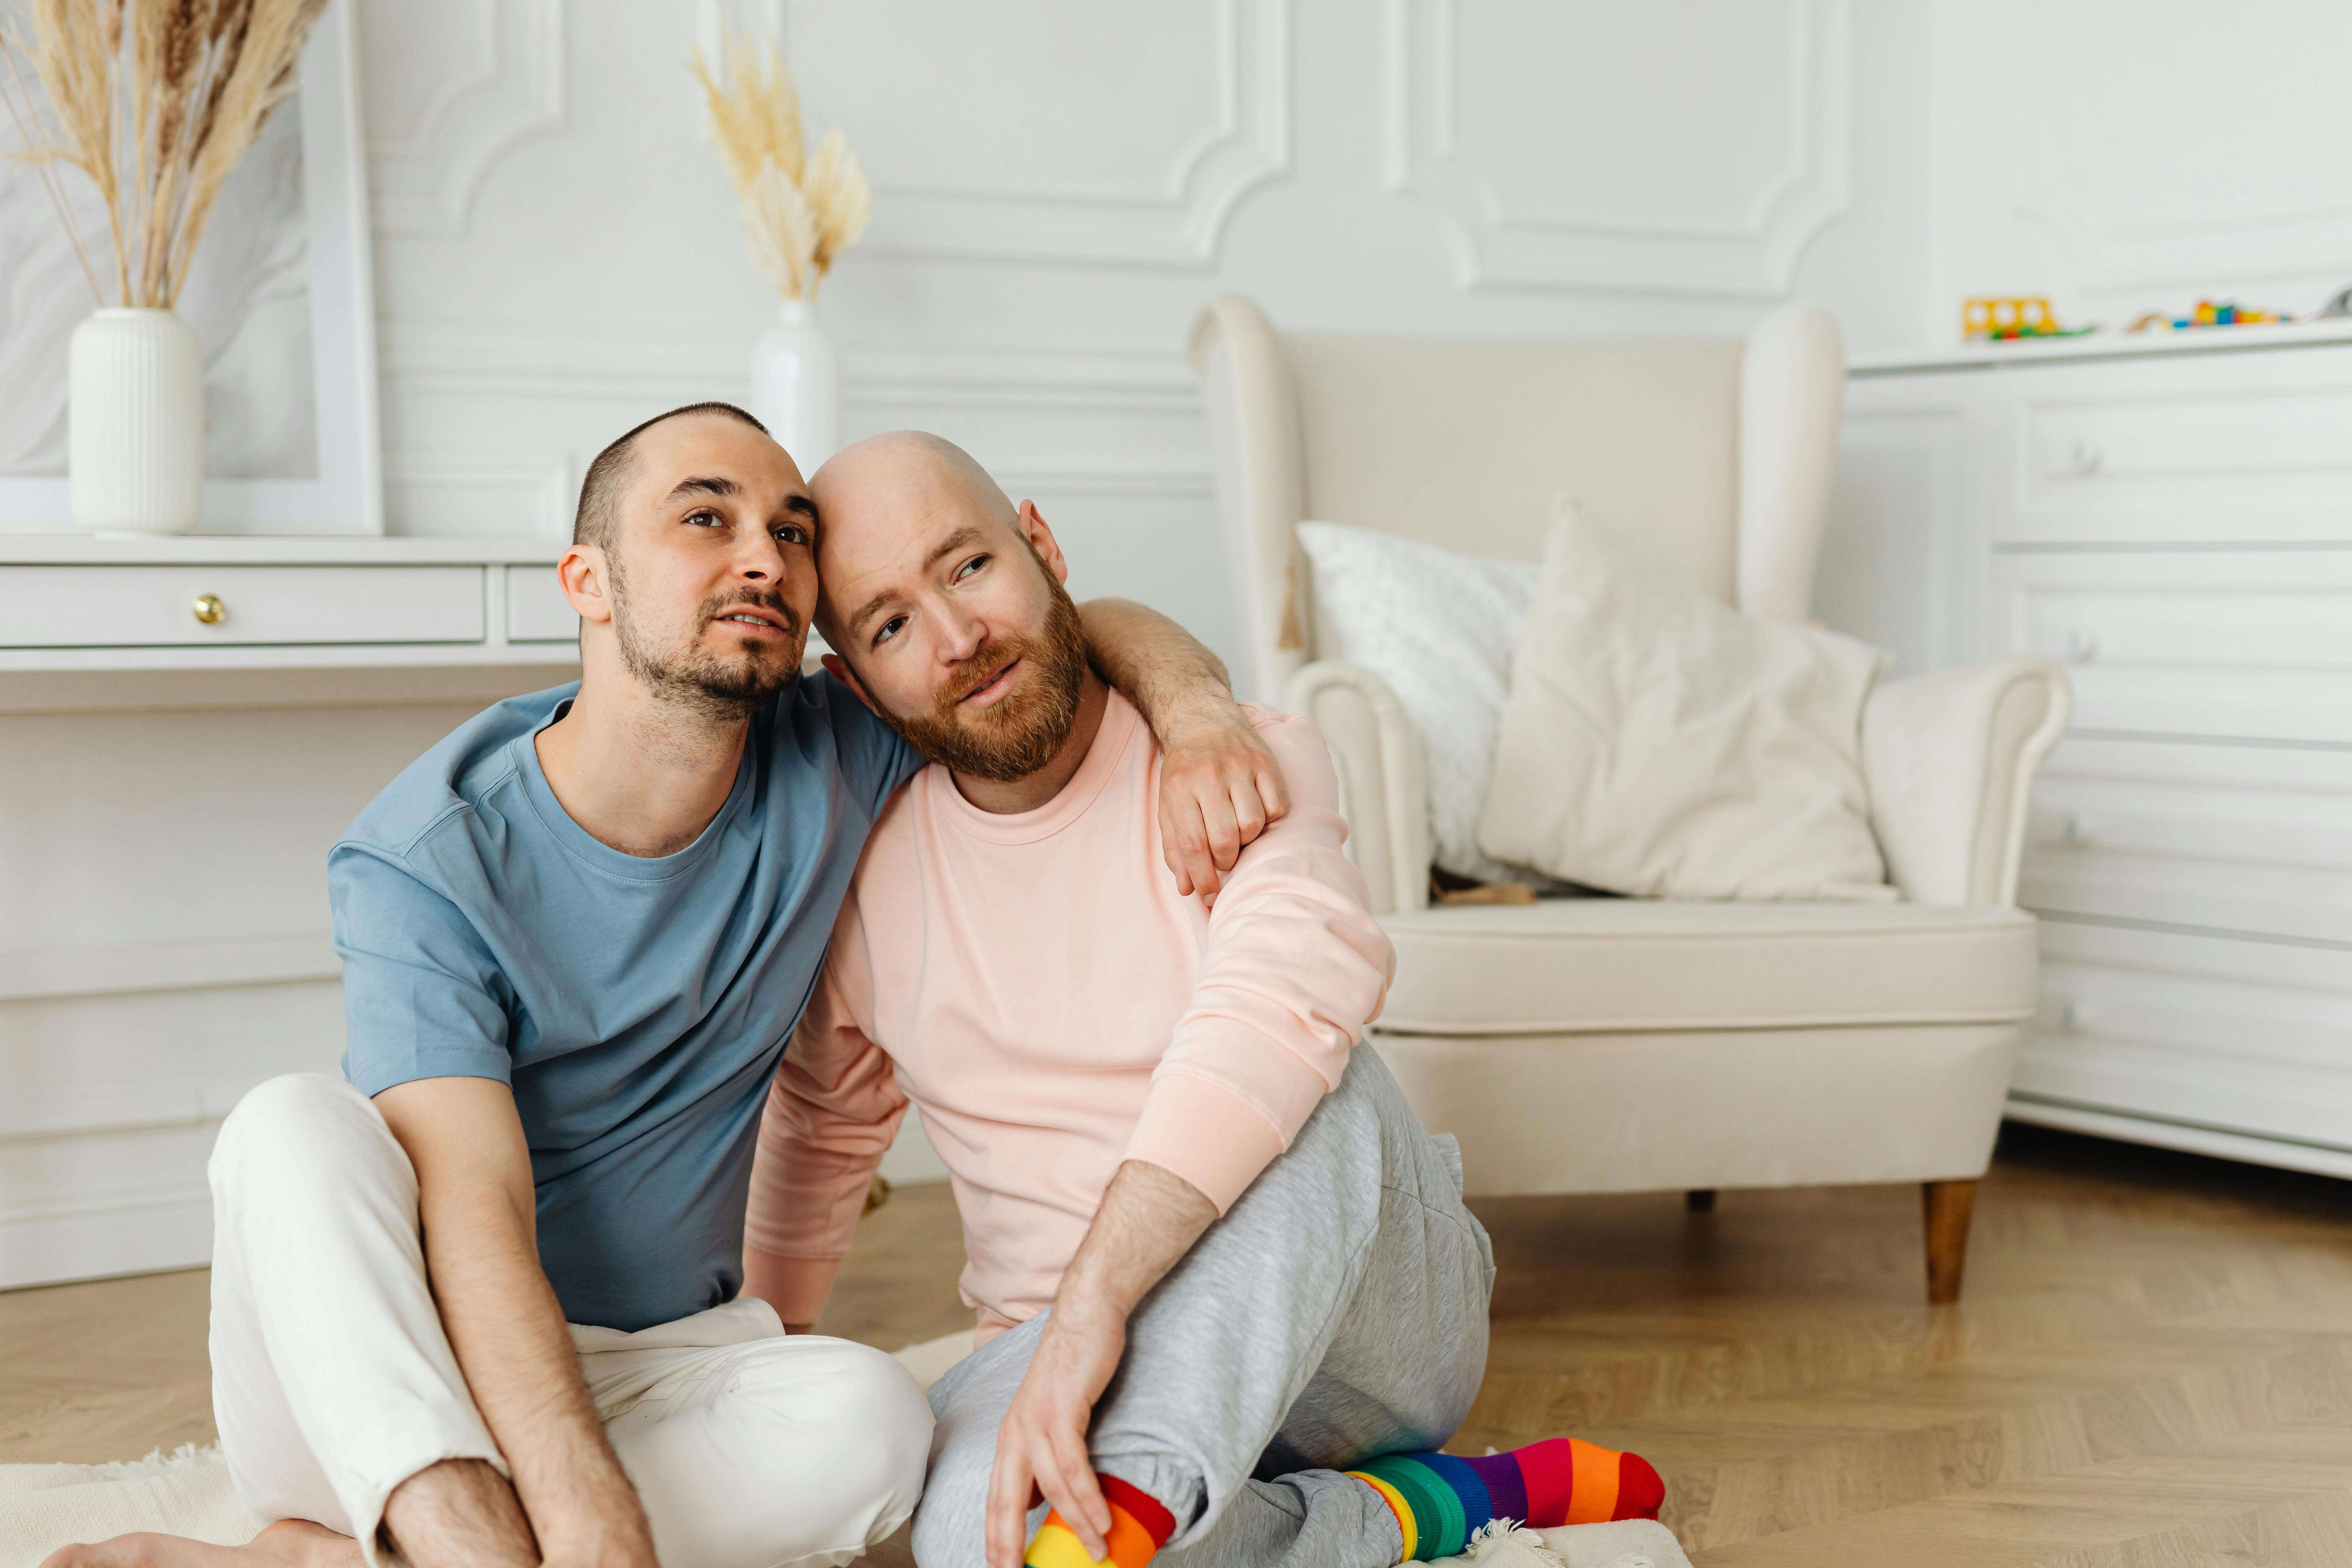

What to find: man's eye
left=954, top=553, right=990, bottom=581
left=686, top=509, right=723, bottom=528
left=873, top=615, right=907, bottom=647
left=774, top=523, right=809, bottom=547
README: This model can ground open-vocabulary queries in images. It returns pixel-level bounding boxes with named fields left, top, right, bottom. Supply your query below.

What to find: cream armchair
left=1188, top=296, right=2070, bottom=1302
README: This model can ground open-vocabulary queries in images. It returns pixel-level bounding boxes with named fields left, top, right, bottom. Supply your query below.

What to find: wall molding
left=376, top=327, right=1214, bottom=539
left=0, top=1180, right=215, bottom=1289
left=385, top=455, right=578, bottom=540
left=0, top=1086, right=218, bottom=1146
left=845, top=347, right=1202, bottom=416
left=382, top=326, right=1205, bottom=417
left=1382, top=0, right=1850, bottom=296
left=846, top=0, right=1289, bottom=269
left=996, top=469, right=1215, bottom=501
left=367, top=0, right=567, bottom=236
left=0, top=933, right=338, bottom=1005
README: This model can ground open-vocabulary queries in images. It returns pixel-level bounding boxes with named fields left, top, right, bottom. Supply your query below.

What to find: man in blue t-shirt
left=67, top=404, right=1285, bottom=1568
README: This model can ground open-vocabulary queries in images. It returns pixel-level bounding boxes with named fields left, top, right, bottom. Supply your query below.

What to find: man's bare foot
left=39, top=1518, right=358, bottom=1568
left=38, top=1458, right=539, bottom=1568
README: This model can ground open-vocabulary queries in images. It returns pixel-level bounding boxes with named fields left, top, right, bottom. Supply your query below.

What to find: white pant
left=207, top=1075, right=932, bottom=1568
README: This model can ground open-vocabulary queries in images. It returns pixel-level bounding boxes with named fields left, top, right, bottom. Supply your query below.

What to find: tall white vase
left=749, top=297, right=842, bottom=475
left=70, top=307, right=206, bottom=535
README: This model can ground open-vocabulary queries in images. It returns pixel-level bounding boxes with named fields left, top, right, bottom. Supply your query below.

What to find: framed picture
left=0, top=0, right=381, bottom=535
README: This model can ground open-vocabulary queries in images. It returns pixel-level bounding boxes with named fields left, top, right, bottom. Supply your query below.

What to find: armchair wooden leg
left=1685, top=1188, right=1716, bottom=1213
left=1923, top=1179, right=1977, bottom=1305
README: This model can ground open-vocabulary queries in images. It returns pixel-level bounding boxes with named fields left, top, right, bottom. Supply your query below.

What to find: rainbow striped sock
left=1347, top=1439, right=1663, bottom=1560
left=1022, top=1475, right=1177, bottom=1568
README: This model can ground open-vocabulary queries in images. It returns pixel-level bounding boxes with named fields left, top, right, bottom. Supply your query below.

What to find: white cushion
left=1295, top=520, right=1541, bottom=886
left=1376, top=899, right=2038, bottom=1035
left=1478, top=502, right=1893, bottom=901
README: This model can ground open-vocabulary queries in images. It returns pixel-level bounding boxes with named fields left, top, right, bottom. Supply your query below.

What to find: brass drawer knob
left=192, top=594, right=227, bottom=626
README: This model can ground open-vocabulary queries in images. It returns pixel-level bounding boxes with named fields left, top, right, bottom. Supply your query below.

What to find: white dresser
left=1826, top=324, right=2352, bottom=1179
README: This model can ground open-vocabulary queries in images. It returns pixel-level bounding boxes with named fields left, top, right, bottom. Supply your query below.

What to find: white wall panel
left=360, top=0, right=567, bottom=235
left=1385, top=0, right=1851, bottom=294
left=784, top=0, right=1288, bottom=266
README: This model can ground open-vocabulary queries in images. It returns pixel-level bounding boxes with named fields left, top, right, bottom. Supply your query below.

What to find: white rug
left=0, top=1332, right=1689, bottom=1568
left=1, top=1444, right=262, bottom=1567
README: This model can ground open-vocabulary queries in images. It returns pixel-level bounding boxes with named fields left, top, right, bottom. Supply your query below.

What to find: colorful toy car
left=1962, top=297, right=2094, bottom=341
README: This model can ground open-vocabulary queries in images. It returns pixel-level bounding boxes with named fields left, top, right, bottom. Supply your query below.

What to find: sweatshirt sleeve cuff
left=743, top=1248, right=844, bottom=1328
left=1121, top=1073, right=1288, bottom=1214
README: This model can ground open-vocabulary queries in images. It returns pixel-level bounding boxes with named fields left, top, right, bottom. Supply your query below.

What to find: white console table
left=1830, top=324, right=2352, bottom=1181
left=0, top=536, right=578, bottom=1287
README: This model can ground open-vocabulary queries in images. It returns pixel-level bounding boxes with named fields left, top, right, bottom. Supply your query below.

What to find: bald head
left=814, top=432, right=1018, bottom=533
left=804, top=429, right=1089, bottom=780
left=808, top=431, right=1029, bottom=643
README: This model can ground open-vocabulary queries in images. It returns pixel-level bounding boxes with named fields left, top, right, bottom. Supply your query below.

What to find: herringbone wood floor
left=6, top=1124, right=2351, bottom=1564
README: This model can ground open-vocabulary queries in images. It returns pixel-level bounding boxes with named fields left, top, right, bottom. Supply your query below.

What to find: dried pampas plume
left=0, top=0, right=328, bottom=308
left=691, top=18, right=870, bottom=301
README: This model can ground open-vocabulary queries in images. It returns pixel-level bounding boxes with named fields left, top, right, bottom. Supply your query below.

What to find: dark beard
left=877, top=574, right=1089, bottom=783
left=609, top=554, right=801, bottom=721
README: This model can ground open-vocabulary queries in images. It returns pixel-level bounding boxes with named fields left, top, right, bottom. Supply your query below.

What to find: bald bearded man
left=748, top=434, right=1662, bottom=1568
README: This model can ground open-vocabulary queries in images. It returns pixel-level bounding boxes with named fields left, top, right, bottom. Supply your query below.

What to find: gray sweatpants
left=913, top=1048, right=1496, bottom=1568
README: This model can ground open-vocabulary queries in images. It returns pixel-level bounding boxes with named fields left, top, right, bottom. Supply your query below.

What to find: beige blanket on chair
left=0, top=1332, right=1690, bottom=1568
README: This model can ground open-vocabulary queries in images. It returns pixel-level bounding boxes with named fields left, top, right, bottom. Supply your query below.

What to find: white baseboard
left=0, top=1184, right=213, bottom=1290
left=2007, top=1094, right=2352, bottom=1181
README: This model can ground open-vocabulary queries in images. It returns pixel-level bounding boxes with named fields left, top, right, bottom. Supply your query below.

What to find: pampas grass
left=0, top=0, right=328, bottom=309
left=691, top=19, right=870, bottom=301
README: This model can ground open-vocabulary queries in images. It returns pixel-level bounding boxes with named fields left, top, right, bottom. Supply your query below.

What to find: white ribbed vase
left=70, top=307, right=206, bottom=535
left=749, top=297, right=841, bottom=474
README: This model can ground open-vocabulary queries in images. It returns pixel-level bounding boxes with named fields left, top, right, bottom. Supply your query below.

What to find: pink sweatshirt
left=745, top=691, right=1394, bottom=1335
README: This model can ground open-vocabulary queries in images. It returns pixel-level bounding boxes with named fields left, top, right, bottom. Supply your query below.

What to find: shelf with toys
left=1852, top=307, right=2352, bottom=376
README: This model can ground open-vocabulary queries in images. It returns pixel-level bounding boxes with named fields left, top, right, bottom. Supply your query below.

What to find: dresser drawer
left=2016, top=922, right=2352, bottom=1150
left=1991, top=347, right=2352, bottom=544
left=0, top=565, right=486, bottom=648
left=2020, top=742, right=2352, bottom=943
left=504, top=564, right=576, bottom=643
left=2015, top=1022, right=2352, bottom=1153
left=1991, top=550, right=2352, bottom=742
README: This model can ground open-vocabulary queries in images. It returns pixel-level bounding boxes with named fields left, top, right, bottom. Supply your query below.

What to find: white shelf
left=0, top=533, right=561, bottom=565
left=1851, top=317, right=2352, bottom=376
left=0, top=641, right=581, bottom=675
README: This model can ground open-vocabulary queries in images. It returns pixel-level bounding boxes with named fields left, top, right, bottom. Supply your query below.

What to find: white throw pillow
left=1477, top=502, right=1895, bottom=902
left=1295, top=521, right=1541, bottom=886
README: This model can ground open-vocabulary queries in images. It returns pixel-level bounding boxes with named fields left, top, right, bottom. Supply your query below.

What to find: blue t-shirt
left=331, top=676, right=917, bottom=1331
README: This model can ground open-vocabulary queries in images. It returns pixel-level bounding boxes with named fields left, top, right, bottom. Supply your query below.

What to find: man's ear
left=557, top=544, right=614, bottom=624
left=820, top=652, right=883, bottom=716
left=1016, top=500, right=1071, bottom=586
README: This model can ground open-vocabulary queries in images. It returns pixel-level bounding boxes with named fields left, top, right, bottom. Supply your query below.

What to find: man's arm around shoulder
left=1077, top=597, right=1290, bottom=901
left=373, top=1076, right=657, bottom=1568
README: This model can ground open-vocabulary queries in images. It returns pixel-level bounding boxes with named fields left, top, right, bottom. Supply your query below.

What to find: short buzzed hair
left=572, top=401, right=770, bottom=550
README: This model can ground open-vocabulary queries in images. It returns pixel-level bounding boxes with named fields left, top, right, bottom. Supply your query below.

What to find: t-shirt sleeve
left=817, top=670, right=923, bottom=813
left=331, top=842, right=516, bottom=1095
